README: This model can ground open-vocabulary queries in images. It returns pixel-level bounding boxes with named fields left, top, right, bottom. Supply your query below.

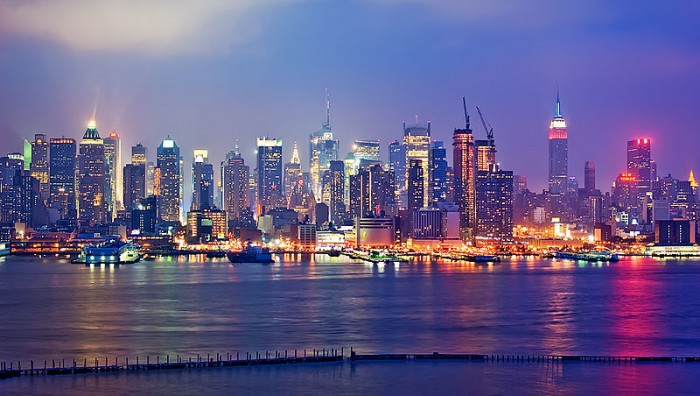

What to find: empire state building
left=548, top=90, right=568, bottom=195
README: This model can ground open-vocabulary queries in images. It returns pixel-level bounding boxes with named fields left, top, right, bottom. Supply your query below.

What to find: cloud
left=0, top=0, right=297, bottom=55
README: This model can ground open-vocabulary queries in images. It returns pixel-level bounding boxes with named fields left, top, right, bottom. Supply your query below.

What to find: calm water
left=2, top=254, right=700, bottom=393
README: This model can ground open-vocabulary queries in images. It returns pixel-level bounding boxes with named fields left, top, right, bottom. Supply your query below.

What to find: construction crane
left=475, top=105, right=494, bottom=142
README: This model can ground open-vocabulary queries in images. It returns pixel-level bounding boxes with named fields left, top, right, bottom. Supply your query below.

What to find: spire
left=554, top=86, right=563, bottom=118
left=291, top=141, right=300, bottom=164
left=323, top=89, right=331, bottom=130
left=234, top=139, right=240, bottom=157
left=690, top=170, right=698, bottom=188
left=83, top=119, right=101, bottom=140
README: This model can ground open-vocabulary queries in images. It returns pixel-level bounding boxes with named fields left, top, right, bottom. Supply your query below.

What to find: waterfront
left=2, top=255, right=700, bottom=393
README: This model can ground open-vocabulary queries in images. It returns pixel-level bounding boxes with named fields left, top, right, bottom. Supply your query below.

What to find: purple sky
left=1, top=0, right=699, bottom=194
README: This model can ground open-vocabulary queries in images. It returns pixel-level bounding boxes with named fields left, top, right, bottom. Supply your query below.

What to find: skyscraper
left=627, top=138, right=652, bottom=198
left=476, top=164, right=514, bottom=240
left=222, top=146, right=250, bottom=225
left=103, top=131, right=122, bottom=219
left=352, top=139, right=381, bottom=172
left=284, top=141, right=302, bottom=205
left=584, top=161, right=596, bottom=194
left=192, top=149, right=214, bottom=210
left=77, top=120, right=108, bottom=225
left=131, top=143, right=147, bottom=165
left=548, top=90, right=568, bottom=195
left=388, top=140, right=406, bottom=208
left=123, top=163, right=146, bottom=212
left=349, top=164, right=394, bottom=220
left=329, top=160, right=345, bottom=225
left=156, top=136, right=182, bottom=224
left=407, top=159, right=424, bottom=214
left=257, top=137, right=284, bottom=214
left=429, top=141, right=448, bottom=206
left=475, top=139, right=496, bottom=172
left=453, top=100, right=476, bottom=242
left=403, top=117, right=431, bottom=207
left=49, top=138, right=76, bottom=220
left=309, top=93, right=339, bottom=199
left=30, top=134, right=49, bottom=204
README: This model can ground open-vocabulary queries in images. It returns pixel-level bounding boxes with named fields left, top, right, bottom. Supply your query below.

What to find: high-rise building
left=329, top=160, right=345, bottom=225
left=352, top=139, right=380, bottom=172
left=407, top=159, right=424, bottom=215
left=49, top=138, right=76, bottom=219
left=453, top=101, right=476, bottom=242
left=77, top=120, right=108, bottom=225
left=123, top=163, right=146, bottom=212
left=156, top=136, right=182, bottom=224
left=284, top=141, right=302, bottom=205
left=429, top=141, right=448, bottom=206
left=403, top=117, right=431, bottom=207
left=131, top=196, right=157, bottom=234
left=388, top=140, right=406, bottom=208
left=349, top=164, right=394, bottom=220
left=476, top=164, right=513, bottom=240
left=192, top=149, right=214, bottom=210
left=627, top=138, right=652, bottom=198
left=131, top=143, right=147, bottom=165
left=548, top=90, right=568, bottom=195
left=584, top=161, right=596, bottom=194
left=103, top=131, right=122, bottom=219
left=612, top=172, right=638, bottom=221
left=22, top=140, right=31, bottom=171
left=257, top=137, right=284, bottom=214
left=309, top=93, right=339, bottom=199
left=30, top=134, right=49, bottom=204
left=222, top=146, right=250, bottom=225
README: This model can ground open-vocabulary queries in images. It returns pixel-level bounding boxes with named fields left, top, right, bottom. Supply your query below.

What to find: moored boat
left=72, top=240, right=141, bottom=264
left=227, top=245, right=275, bottom=264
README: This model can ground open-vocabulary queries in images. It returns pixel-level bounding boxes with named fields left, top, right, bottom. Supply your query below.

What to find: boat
left=227, top=245, right=275, bottom=264
left=553, top=250, right=618, bottom=262
left=0, top=241, right=10, bottom=257
left=471, top=255, right=501, bottom=263
left=206, top=250, right=227, bottom=259
left=72, top=240, right=141, bottom=264
left=326, top=249, right=342, bottom=257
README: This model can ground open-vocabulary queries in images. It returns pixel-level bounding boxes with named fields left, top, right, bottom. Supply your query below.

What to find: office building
left=49, top=138, right=76, bottom=219
left=104, top=131, right=122, bottom=219
left=222, top=146, right=251, bottom=225
left=389, top=140, right=406, bottom=208
left=403, top=117, right=431, bottom=207
left=77, top=120, right=108, bottom=225
left=309, top=93, right=339, bottom=199
left=329, top=160, right=345, bottom=225
left=123, top=163, right=146, bottom=212
left=156, top=136, right=183, bottom=224
left=284, top=141, right=302, bottom=204
left=30, top=134, right=49, bottom=204
left=131, top=143, right=147, bottom=165
left=548, top=90, right=568, bottom=195
left=476, top=164, right=514, bottom=240
left=584, top=161, right=596, bottom=194
left=627, top=138, right=652, bottom=199
left=429, top=141, right=448, bottom=206
left=453, top=102, right=476, bottom=242
left=192, top=149, right=214, bottom=210
left=257, top=137, right=284, bottom=214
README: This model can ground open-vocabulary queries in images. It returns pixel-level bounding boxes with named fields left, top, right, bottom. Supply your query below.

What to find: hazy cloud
left=0, top=0, right=298, bottom=55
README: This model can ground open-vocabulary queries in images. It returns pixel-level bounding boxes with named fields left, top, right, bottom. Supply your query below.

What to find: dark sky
left=1, top=0, right=699, bottom=194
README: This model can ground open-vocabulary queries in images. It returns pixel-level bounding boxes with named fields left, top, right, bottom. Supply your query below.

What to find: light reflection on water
left=1, top=255, right=700, bottom=364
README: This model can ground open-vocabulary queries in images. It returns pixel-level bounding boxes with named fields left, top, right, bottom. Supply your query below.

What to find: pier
left=3, top=349, right=700, bottom=380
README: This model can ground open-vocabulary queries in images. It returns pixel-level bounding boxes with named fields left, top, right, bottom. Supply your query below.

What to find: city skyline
left=1, top=1, right=699, bottom=192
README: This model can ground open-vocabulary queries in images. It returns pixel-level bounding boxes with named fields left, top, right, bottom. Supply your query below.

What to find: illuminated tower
left=403, top=116, right=431, bottom=207
left=156, top=136, right=182, bottom=224
left=103, top=130, right=122, bottom=219
left=30, top=134, right=49, bottom=204
left=329, top=160, right=346, bottom=225
left=49, top=138, right=76, bottom=220
left=78, top=120, right=108, bottom=225
left=309, top=92, right=339, bottom=200
left=453, top=98, right=476, bottom=242
left=257, top=137, right=284, bottom=215
left=131, top=143, right=147, bottom=165
left=548, top=89, right=568, bottom=195
left=284, top=141, right=302, bottom=205
left=429, top=141, right=448, bottom=206
left=192, top=149, right=214, bottom=210
left=627, top=138, right=652, bottom=198
left=388, top=140, right=406, bottom=208
left=222, top=145, right=250, bottom=225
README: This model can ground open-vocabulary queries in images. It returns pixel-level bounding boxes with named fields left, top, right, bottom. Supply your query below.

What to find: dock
left=3, top=349, right=700, bottom=380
